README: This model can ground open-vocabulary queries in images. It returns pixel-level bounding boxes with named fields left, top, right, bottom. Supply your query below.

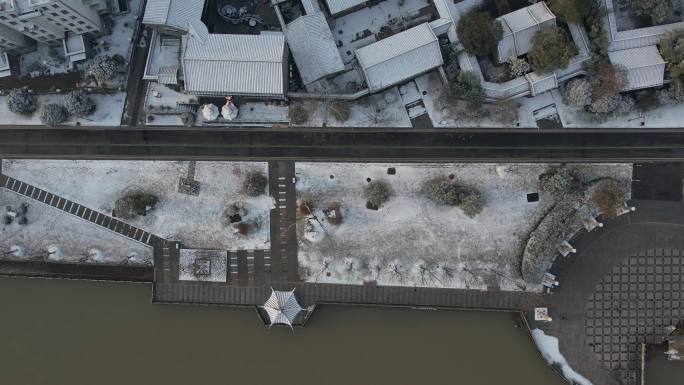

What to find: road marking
left=279, top=205, right=286, bottom=209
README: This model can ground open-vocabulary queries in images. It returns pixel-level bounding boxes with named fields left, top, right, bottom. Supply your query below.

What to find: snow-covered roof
left=497, top=2, right=556, bottom=61
left=182, top=30, right=287, bottom=96
left=143, top=0, right=205, bottom=32
left=356, top=23, right=443, bottom=92
left=324, top=0, right=366, bottom=15
left=608, top=45, right=666, bottom=91
left=261, top=288, right=304, bottom=328
left=285, top=12, right=344, bottom=84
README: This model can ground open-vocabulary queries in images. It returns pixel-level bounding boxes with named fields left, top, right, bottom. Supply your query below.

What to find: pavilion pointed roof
left=261, top=288, right=304, bottom=328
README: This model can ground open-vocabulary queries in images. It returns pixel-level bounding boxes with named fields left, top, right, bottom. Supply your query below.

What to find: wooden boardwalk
left=153, top=280, right=535, bottom=310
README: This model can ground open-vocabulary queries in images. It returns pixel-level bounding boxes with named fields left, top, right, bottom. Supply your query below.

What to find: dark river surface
left=0, top=277, right=676, bottom=385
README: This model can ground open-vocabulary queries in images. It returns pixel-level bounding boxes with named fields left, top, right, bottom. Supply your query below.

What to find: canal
left=0, top=277, right=676, bottom=385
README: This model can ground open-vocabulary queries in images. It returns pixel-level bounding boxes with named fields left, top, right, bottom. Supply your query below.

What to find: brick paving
left=586, top=249, right=684, bottom=385
left=541, top=200, right=684, bottom=385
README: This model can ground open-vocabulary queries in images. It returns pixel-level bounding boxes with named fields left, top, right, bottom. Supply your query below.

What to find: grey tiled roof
left=356, top=23, right=443, bottom=92
left=182, top=30, right=287, bottom=96
left=285, top=12, right=344, bottom=84
left=143, top=0, right=204, bottom=32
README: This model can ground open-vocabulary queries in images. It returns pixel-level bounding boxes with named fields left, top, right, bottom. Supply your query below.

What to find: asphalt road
left=2, top=127, right=684, bottom=161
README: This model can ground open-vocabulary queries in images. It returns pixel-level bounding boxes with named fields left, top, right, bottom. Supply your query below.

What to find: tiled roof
left=285, top=12, right=344, bottom=84
left=143, top=0, right=204, bottom=32
left=608, top=45, right=666, bottom=91
left=182, top=31, right=286, bottom=95
left=355, top=23, right=443, bottom=92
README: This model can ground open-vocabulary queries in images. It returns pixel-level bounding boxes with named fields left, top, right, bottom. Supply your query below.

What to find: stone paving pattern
left=586, top=249, right=684, bottom=384
left=542, top=200, right=684, bottom=385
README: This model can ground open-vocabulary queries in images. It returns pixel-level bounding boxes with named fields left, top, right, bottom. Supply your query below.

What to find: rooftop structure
left=0, top=23, right=26, bottom=51
left=284, top=11, right=345, bottom=85
left=62, top=31, right=87, bottom=68
left=261, top=288, right=305, bottom=328
left=608, top=45, right=666, bottom=91
left=0, top=0, right=105, bottom=44
left=323, top=0, right=366, bottom=16
left=0, top=51, right=12, bottom=77
left=496, top=2, right=556, bottom=62
left=143, top=31, right=182, bottom=84
left=355, top=22, right=443, bottom=93
left=143, top=0, right=204, bottom=34
left=182, top=22, right=287, bottom=98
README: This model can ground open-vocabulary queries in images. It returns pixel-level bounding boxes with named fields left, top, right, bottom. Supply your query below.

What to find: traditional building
left=283, top=10, right=344, bottom=86
left=355, top=22, right=443, bottom=93
left=608, top=45, right=666, bottom=91
left=496, top=2, right=556, bottom=62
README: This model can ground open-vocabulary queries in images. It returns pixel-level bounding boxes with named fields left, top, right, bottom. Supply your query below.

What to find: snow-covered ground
left=0, top=189, right=152, bottom=265
left=3, top=160, right=272, bottom=250
left=531, top=329, right=593, bottom=385
left=178, top=249, right=227, bottom=282
left=295, top=87, right=412, bottom=127
left=295, top=163, right=632, bottom=290
left=0, top=92, right=125, bottom=126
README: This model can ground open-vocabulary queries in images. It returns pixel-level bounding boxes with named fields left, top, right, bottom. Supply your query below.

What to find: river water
left=0, top=277, right=675, bottom=385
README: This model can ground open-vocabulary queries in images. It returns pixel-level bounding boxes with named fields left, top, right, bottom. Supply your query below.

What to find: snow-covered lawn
left=178, top=249, right=227, bottom=282
left=0, top=189, right=152, bottom=265
left=294, top=87, right=412, bottom=127
left=0, top=92, right=125, bottom=126
left=295, top=163, right=632, bottom=290
left=531, top=329, right=593, bottom=385
left=3, top=160, right=272, bottom=250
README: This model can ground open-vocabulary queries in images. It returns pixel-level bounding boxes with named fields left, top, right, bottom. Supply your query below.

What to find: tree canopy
left=456, top=11, right=503, bottom=58
left=529, top=27, right=578, bottom=72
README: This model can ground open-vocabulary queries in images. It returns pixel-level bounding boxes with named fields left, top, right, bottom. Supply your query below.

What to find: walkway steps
left=153, top=280, right=531, bottom=310
left=1, top=174, right=156, bottom=246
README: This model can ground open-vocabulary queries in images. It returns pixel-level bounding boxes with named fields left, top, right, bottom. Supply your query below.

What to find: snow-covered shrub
left=563, top=78, right=592, bottom=107
left=323, top=202, right=343, bottom=225
left=7, top=88, right=37, bottom=115
left=589, top=94, right=620, bottom=114
left=329, top=100, right=350, bottom=122
left=242, top=171, right=268, bottom=197
left=507, top=55, right=530, bottom=78
left=289, top=105, right=309, bottom=125
left=297, top=199, right=315, bottom=216
left=592, top=180, right=627, bottom=219
left=422, top=178, right=463, bottom=206
left=364, top=180, right=392, bottom=208
left=223, top=202, right=247, bottom=224
left=62, top=89, right=95, bottom=117
left=113, top=192, right=158, bottom=219
left=446, top=71, right=485, bottom=109
left=85, top=55, right=119, bottom=85
left=539, top=167, right=580, bottom=197
left=40, top=103, right=67, bottom=126
left=459, top=189, right=485, bottom=218
left=233, top=222, right=249, bottom=236
left=181, top=112, right=196, bottom=127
